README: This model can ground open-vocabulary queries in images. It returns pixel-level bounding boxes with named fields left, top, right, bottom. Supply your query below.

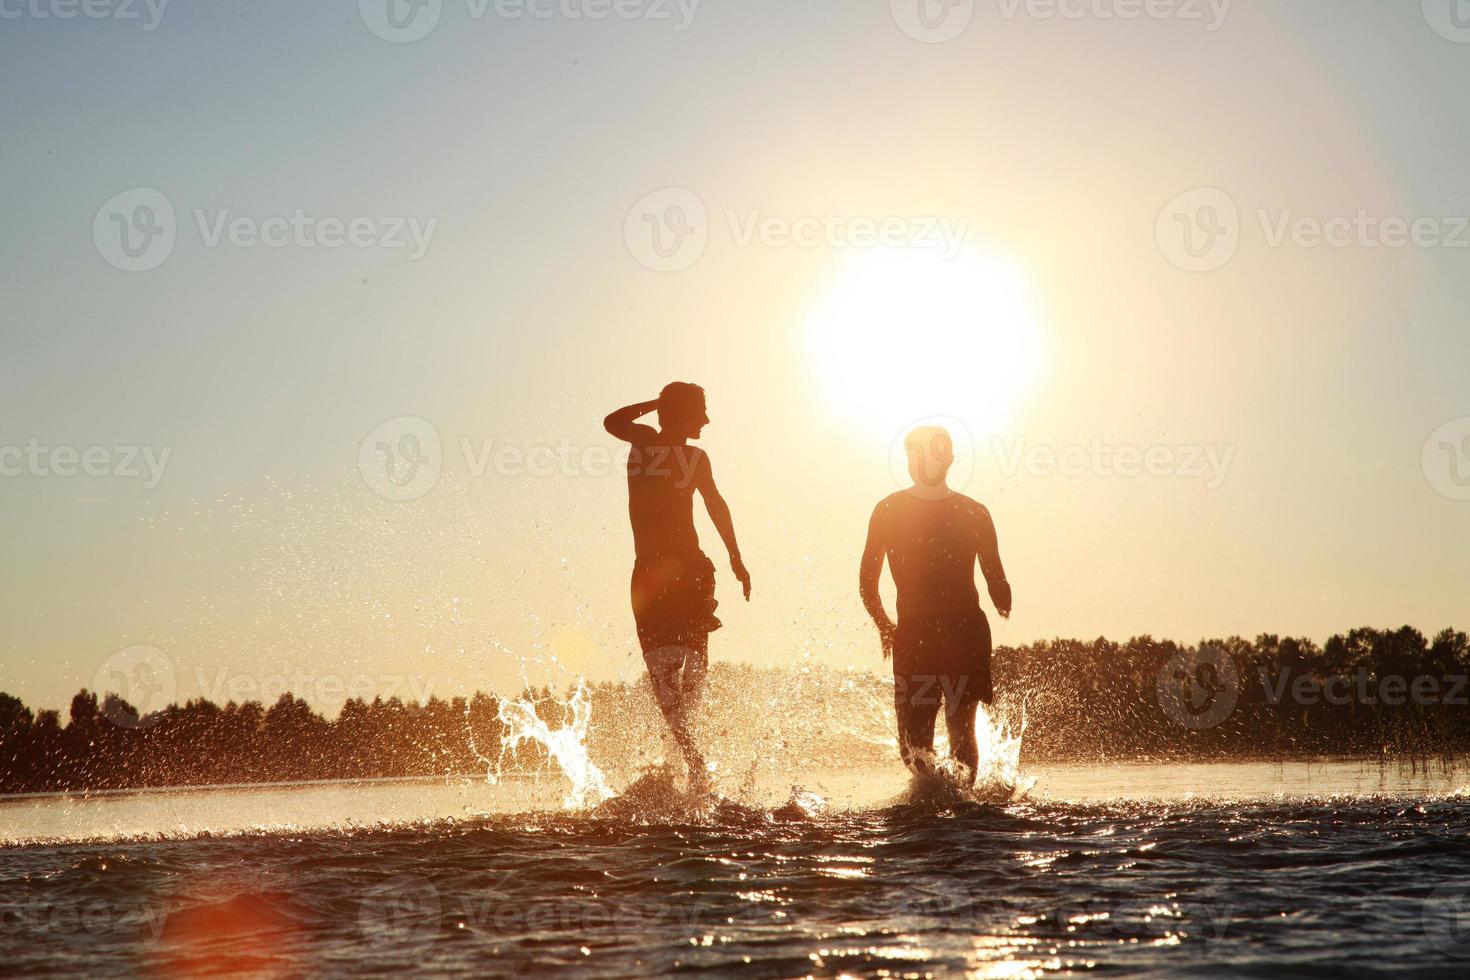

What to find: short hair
left=657, top=382, right=705, bottom=428
left=904, top=424, right=954, bottom=463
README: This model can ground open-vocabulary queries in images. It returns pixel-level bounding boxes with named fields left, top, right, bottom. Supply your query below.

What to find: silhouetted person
left=860, top=425, right=1011, bottom=785
left=605, top=383, right=751, bottom=788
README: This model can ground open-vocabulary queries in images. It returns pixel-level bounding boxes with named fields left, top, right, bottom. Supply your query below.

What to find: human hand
left=878, top=622, right=896, bottom=660
left=731, top=555, right=751, bottom=601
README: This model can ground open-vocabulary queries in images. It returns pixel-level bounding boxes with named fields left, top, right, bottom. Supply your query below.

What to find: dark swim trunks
left=892, top=608, right=993, bottom=711
left=630, top=551, right=722, bottom=659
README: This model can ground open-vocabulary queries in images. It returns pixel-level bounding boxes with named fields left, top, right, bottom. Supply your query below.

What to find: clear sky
left=3, top=0, right=1469, bottom=715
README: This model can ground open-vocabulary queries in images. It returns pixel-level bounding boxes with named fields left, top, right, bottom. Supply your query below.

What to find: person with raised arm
left=604, top=383, right=751, bottom=790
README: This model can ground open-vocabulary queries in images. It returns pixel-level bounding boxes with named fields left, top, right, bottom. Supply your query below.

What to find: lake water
left=4, top=760, right=1470, bottom=977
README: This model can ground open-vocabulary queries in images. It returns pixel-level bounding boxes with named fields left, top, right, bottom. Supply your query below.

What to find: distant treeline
left=994, top=626, right=1470, bottom=761
left=0, top=687, right=547, bottom=795
left=2, top=625, right=1468, bottom=793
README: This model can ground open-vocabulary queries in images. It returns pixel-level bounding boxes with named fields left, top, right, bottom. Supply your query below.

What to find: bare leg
left=944, top=698, right=980, bottom=786
left=682, top=634, right=709, bottom=710
left=679, top=636, right=710, bottom=792
left=895, top=683, right=940, bottom=778
left=646, top=648, right=707, bottom=788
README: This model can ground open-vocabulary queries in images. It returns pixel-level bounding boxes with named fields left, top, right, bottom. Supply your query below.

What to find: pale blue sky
left=3, top=0, right=1469, bottom=714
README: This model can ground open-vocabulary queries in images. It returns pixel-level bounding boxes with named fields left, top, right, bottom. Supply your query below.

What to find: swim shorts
left=892, top=608, right=993, bottom=710
left=630, top=551, right=722, bottom=658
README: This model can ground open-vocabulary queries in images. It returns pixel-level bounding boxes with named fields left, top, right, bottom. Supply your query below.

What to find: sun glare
left=804, top=246, right=1043, bottom=442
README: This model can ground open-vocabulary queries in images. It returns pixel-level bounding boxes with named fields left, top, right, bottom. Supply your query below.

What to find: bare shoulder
left=955, top=493, right=995, bottom=524
left=623, top=422, right=660, bottom=445
left=866, top=492, right=900, bottom=529
left=682, top=445, right=713, bottom=487
left=874, top=490, right=909, bottom=514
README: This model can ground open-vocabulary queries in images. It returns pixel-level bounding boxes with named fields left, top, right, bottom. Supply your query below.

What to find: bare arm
left=603, top=398, right=660, bottom=444
left=694, top=454, right=751, bottom=601
left=977, top=507, right=1012, bottom=619
left=860, top=506, right=896, bottom=657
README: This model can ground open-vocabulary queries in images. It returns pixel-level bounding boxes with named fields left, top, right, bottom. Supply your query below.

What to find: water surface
left=4, top=761, right=1470, bottom=977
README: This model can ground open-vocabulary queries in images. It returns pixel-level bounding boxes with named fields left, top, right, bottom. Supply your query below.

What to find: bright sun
left=804, top=246, right=1043, bottom=443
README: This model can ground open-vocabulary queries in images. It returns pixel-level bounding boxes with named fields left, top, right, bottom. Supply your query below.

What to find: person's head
left=904, top=425, right=955, bottom=489
left=657, top=382, right=708, bottom=440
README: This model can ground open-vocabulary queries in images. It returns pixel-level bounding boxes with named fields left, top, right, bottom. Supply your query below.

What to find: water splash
left=975, top=701, right=1030, bottom=798
left=494, top=681, right=613, bottom=809
left=480, top=669, right=1028, bottom=815
left=903, top=701, right=1032, bottom=805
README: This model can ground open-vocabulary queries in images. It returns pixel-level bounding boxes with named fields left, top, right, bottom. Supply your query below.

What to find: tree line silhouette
left=995, top=625, right=1470, bottom=761
left=2, top=625, right=1467, bottom=794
